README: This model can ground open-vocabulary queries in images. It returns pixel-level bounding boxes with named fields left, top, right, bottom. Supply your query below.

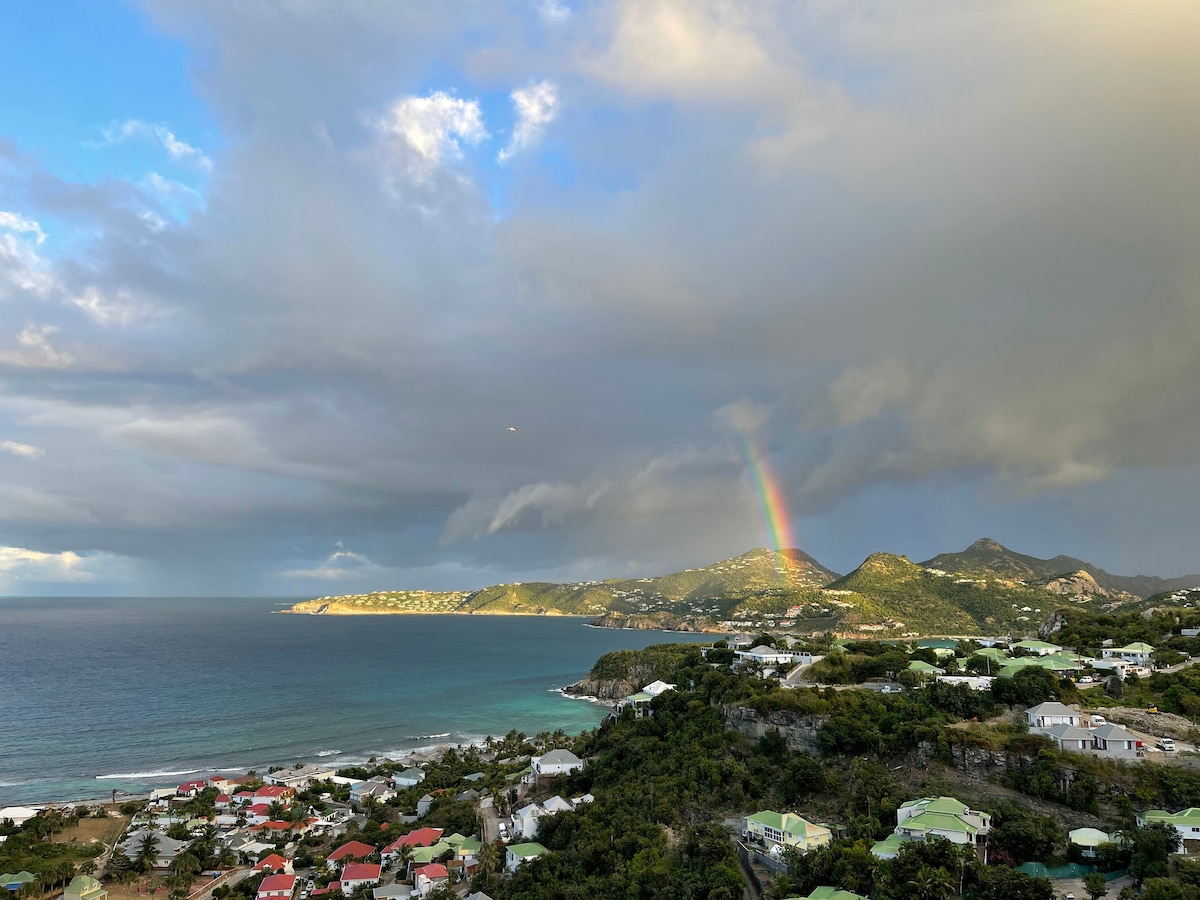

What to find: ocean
left=0, top=597, right=713, bottom=806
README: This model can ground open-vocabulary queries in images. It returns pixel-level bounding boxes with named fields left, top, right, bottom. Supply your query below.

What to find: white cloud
left=282, top=545, right=386, bottom=580
left=71, top=286, right=155, bottom=327
left=0, top=325, right=75, bottom=369
left=1, top=440, right=44, bottom=459
left=140, top=172, right=205, bottom=208
left=0, top=546, right=134, bottom=587
left=0, top=211, right=46, bottom=245
left=99, top=120, right=213, bottom=173
left=378, top=91, right=487, bottom=182
left=498, top=80, right=560, bottom=163
left=537, top=0, right=571, bottom=23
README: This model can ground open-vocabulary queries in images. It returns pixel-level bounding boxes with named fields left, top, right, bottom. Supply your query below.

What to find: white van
left=1090, top=715, right=1107, bottom=727
left=1158, top=738, right=1176, bottom=752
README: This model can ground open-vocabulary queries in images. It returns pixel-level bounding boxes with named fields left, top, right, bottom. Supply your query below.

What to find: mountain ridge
left=283, top=539, right=1199, bottom=634
left=921, top=537, right=1200, bottom=599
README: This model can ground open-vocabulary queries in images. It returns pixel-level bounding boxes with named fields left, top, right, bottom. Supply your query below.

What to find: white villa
left=871, top=797, right=991, bottom=861
left=1026, top=701, right=1082, bottom=729
left=1101, top=642, right=1156, bottom=667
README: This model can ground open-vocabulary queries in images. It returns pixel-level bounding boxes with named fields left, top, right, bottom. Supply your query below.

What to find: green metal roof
left=1144, top=808, right=1200, bottom=828
left=506, top=842, right=547, bottom=858
left=870, top=833, right=905, bottom=858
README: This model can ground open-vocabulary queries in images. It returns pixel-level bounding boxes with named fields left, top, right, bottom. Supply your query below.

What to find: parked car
left=1158, top=738, right=1176, bottom=752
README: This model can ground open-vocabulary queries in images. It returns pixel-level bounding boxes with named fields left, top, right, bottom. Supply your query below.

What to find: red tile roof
left=327, top=841, right=376, bottom=861
left=413, top=864, right=447, bottom=880
left=255, top=785, right=293, bottom=798
left=339, top=864, right=380, bottom=882
left=253, top=854, right=289, bottom=872
left=256, top=874, right=296, bottom=895
left=384, top=828, right=443, bottom=852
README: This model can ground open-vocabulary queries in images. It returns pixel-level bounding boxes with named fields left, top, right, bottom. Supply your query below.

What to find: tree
left=1127, top=822, right=1181, bottom=886
left=1083, top=872, right=1108, bottom=900
left=909, top=864, right=954, bottom=900
left=133, top=833, right=161, bottom=875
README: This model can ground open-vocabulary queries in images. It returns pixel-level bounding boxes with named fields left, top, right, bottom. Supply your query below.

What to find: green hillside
left=284, top=548, right=839, bottom=620
left=824, top=552, right=1058, bottom=634
left=922, top=538, right=1200, bottom=599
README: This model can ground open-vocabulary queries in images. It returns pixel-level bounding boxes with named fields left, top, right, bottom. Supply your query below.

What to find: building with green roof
left=1012, top=640, right=1062, bottom=656
left=1102, top=642, right=1156, bottom=666
left=782, top=888, right=870, bottom=900
left=745, top=811, right=832, bottom=854
left=504, top=842, right=547, bottom=872
left=64, top=875, right=108, bottom=900
left=1138, top=808, right=1200, bottom=845
left=0, top=872, right=36, bottom=892
left=871, top=797, right=991, bottom=860
left=1068, top=828, right=1118, bottom=858
left=907, top=660, right=944, bottom=675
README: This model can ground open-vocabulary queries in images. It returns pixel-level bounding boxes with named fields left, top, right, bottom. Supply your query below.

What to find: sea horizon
left=0, top=596, right=713, bottom=807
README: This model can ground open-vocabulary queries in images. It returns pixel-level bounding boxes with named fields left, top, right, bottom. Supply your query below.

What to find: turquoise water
left=0, top=597, right=711, bottom=805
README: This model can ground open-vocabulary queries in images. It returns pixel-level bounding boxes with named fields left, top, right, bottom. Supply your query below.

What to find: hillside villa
left=871, top=797, right=991, bottom=861
left=745, top=811, right=832, bottom=855
left=1138, top=808, right=1200, bottom=850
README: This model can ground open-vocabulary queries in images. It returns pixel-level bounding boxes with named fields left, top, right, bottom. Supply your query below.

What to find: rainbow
left=735, top=431, right=796, bottom=582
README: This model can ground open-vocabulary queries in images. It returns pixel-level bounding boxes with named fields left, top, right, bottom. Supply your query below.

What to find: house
left=511, top=802, right=545, bottom=839
left=745, top=811, right=832, bottom=854
left=872, top=797, right=991, bottom=860
left=350, top=780, right=395, bottom=804
left=505, top=843, right=548, bottom=872
left=382, top=828, right=444, bottom=862
left=1041, top=723, right=1094, bottom=752
left=177, top=779, right=208, bottom=797
left=327, top=840, right=376, bottom=863
left=256, top=874, right=297, bottom=900
left=1138, top=808, right=1200, bottom=848
left=1012, top=640, right=1062, bottom=657
left=570, top=794, right=594, bottom=809
left=339, top=863, right=381, bottom=893
left=372, top=886, right=413, bottom=900
left=252, top=785, right=296, bottom=805
left=392, top=768, right=426, bottom=788
left=907, top=660, right=944, bottom=676
left=935, top=675, right=994, bottom=691
left=252, top=854, right=293, bottom=875
left=1102, top=642, right=1156, bottom=667
left=735, top=645, right=795, bottom=667
left=262, top=765, right=336, bottom=789
left=1, top=873, right=36, bottom=892
left=530, top=749, right=584, bottom=778
left=541, top=796, right=574, bottom=815
left=407, top=841, right=454, bottom=868
left=1091, top=723, right=1138, bottom=758
left=792, top=889, right=870, bottom=900
left=622, top=692, right=656, bottom=719
left=120, top=829, right=189, bottom=869
left=642, top=680, right=676, bottom=696
left=412, top=863, right=449, bottom=898
left=416, top=794, right=436, bottom=817
left=1025, top=701, right=1082, bottom=729
left=1068, top=828, right=1118, bottom=858
left=0, top=807, right=38, bottom=827
left=63, top=875, right=108, bottom=900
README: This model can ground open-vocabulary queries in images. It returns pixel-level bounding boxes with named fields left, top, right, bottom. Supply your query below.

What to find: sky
left=1, top=0, right=1199, bottom=597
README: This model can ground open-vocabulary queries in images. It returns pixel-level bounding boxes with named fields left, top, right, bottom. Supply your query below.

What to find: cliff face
left=561, top=677, right=640, bottom=701
left=720, top=706, right=828, bottom=754
left=587, top=612, right=717, bottom=632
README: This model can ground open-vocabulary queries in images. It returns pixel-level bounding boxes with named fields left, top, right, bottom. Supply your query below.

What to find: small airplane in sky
left=506, top=426, right=518, bottom=432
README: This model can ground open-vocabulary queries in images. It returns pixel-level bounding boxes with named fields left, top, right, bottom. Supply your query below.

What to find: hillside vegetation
left=285, top=540, right=1199, bottom=637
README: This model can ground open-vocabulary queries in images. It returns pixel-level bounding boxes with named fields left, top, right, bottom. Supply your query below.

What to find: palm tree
left=133, top=833, right=161, bottom=876
left=908, top=865, right=953, bottom=900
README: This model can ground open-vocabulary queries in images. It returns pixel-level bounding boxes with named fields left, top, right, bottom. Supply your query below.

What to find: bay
left=0, top=597, right=712, bottom=805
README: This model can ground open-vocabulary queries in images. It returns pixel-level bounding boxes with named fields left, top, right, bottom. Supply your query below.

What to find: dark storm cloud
left=1, top=0, right=1198, bottom=594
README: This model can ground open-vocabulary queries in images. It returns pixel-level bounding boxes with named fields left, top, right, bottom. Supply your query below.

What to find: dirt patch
left=1093, top=706, right=1193, bottom=738
left=57, top=813, right=131, bottom=848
